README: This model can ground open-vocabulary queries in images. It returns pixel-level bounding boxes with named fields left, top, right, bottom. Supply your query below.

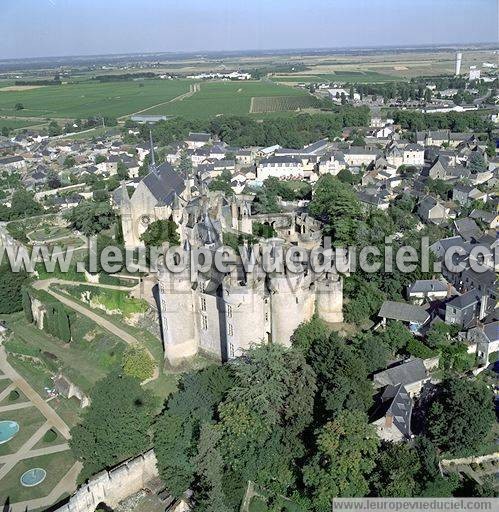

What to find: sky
left=0, top=0, right=498, bottom=59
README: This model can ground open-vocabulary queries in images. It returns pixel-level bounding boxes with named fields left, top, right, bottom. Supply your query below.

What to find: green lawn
left=146, top=80, right=309, bottom=118
left=0, top=450, right=76, bottom=503
left=4, top=313, right=126, bottom=393
left=0, top=79, right=193, bottom=119
left=28, top=226, right=72, bottom=242
left=0, top=387, right=27, bottom=406
left=0, top=406, right=46, bottom=456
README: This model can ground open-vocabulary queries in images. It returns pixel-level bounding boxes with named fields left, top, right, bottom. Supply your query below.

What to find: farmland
left=272, top=70, right=401, bottom=83
left=0, top=79, right=193, bottom=119
left=144, top=80, right=312, bottom=118
left=250, top=95, right=321, bottom=113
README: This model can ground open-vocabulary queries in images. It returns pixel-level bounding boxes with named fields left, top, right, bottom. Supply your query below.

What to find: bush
left=121, top=346, right=155, bottom=382
left=8, top=390, right=20, bottom=402
left=43, top=428, right=58, bottom=443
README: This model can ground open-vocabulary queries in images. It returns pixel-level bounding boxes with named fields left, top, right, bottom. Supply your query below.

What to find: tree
left=178, top=150, right=193, bottom=177
left=371, top=443, right=421, bottom=497
left=427, top=378, right=494, bottom=456
left=70, top=373, right=156, bottom=480
left=307, top=332, right=372, bottom=419
left=48, top=120, right=62, bottom=137
left=57, top=308, right=71, bottom=342
left=0, top=263, right=29, bottom=314
left=291, top=316, right=330, bottom=353
left=14, top=102, right=24, bottom=111
left=64, top=200, right=116, bottom=236
left=140, top=219, right=180, bottom=247
left=121, top=346, right=155, bottom=382
left=309, top=175, right=362, bottom=246
left=9, top=189, right=42, bottom=219
left=303, top=411, right=379, bottom=511
left=467, top=152, right=486, bottom=174
left=208, top=170, right=233, bottom=196
left=116, top=161, right=128, bottom=180
left=95, top=155, right=107, bottom=164
left=63, top=155, right=76, bottom=168
left=22, top=287, right=33, bottom=323
left=154, top=365, right=235, bottom=498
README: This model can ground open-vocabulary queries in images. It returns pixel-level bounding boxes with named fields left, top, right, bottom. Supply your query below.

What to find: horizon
left=1, top=0, right=498, bottom=60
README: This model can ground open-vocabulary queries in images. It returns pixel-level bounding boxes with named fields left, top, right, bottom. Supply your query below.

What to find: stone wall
left=53, top=450, right=159, bottom=512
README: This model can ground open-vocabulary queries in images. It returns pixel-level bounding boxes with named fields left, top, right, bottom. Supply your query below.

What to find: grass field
left=1, top=451, right=76, bottom=503
left=0, top=406, right=46, bottom=456
left=0, top=79, right=193, bottom=119
left=144, top=80, right=311, bottom=118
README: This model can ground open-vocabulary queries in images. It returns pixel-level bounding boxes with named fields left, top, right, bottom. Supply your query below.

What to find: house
left=257, top=155, right=306, bottom=180
left=416, top=130, right=449, bottom=147
left=370, top=384, right=413, bottom=442
left=373, top=358, right=429, bottom=396
left=444, top=290, right=482, bottom=327
left=185, top=132, right=212, bottom=149
left=378, top=301, right=430, bottom=333
left=402, top=143, right=425, bottom=166
left=0, top=155, right=26, bottom=172
left=357, top=190, right=390, bottom=210
left=344, top=147, right=380, bottom=167
left=417, top=196, right=450, bottom=224
left=452, top=184, right=483, bottom=205
left=467, top=321, right=499, bottom=366
left=453, top=218, right=482, bottom=242
left=407, top=280, right=449, bottom=303
left=318, top=151, right=346, bottom=175
left=469, top=209, right=498, bottom=229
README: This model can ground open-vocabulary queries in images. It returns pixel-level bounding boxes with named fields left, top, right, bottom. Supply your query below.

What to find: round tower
left=315, top=273, right=343, bottom=324
left=222, top=268, right=267, bottom=359
left=268, top=270, right=314, bottom=347
left=158, top=256, right=198, bottom=366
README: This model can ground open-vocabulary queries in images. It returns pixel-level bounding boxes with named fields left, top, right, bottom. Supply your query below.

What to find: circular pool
left=20, top=468, right=47, bottom=487
left=0, top=420, right=19, bottom=444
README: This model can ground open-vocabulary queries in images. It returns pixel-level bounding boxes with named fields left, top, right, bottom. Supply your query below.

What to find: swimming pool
left=20, top=468, right=47, bottom=487
left=0, top=420, right=20, bottom=444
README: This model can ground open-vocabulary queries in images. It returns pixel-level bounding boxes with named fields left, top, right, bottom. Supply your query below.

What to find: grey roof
left=408, top=280, right=447, bottom=294
left=260, top=155, right=302, bottom=165
left=373, top=384, right=413, bottom=438
left=447, top=289, right=480, bottom=310
left=0, top=155, right=24, bottom=164
left=404, top=143, right=424, bottom=151
left=187, top=132, right=211, bottom=142
left=483, top=321, right=499, bottom=344
left=378, top=301, right=430, bottom=324
left=374, top=358, right=428, bottom=388
left=454, top=218, right=482, bottom=242
left=141, top=162, right=185, bottom=206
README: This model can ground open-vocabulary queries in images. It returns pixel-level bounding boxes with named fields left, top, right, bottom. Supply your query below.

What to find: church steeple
left=149, top=129, right=156, bottom=171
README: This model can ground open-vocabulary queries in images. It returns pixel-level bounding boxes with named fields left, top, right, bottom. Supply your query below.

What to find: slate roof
left=454, top=218, right=482, bottom=242
left=141, top=162, right=185, bottom=206
left=378, top=301, right=430, bottom=324
left=374, top=358, right=428, bottom=388
left=408, top=280, right=447, bottom=294
left=372, top=383, right=413, bottom=438
left=187, top=132, right=211, bottom=142
left=483, top=321, right=499, bottom=343
left=447, top=289, right=480, bottom=310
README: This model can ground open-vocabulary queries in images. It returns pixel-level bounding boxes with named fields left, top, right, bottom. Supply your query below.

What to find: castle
left=120, top=137, right=343, bottom=366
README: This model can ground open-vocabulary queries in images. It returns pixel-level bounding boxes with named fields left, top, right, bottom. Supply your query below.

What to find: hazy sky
left=1, top=0, right=498, bottom=59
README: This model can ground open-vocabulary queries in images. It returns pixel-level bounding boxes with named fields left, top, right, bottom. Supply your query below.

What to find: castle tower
left=222, top=266, right=268, bottom=359
left=268, top=269, right=314, bottom=347
left=315, top=273, right=344, bottom=324
left=158, top=256, right=198, bottom=366
left=120, top=181, right=137, bottom=248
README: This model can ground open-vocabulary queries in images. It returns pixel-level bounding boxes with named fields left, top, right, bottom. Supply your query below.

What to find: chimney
left=384, top=414, right=393, bottom=429
left=447, top=282, right=453, bottom=298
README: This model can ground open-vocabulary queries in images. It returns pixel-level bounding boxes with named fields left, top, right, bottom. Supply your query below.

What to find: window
left=228, top=323, right=234, bottom=336
left=201, top=315, right=208, bottom=330
left=201, top=297, right=206, bottom=312
left=229, top=341, right=235, bottom=358
left=265, top=312, right=269, bottom=322
left=227, top=304, right=232, bottom=318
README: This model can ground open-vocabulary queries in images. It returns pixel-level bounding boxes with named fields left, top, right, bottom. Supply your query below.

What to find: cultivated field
left=0, top=79, right=193, bottom=119
left=272, top=70, right=400, bottom=83
left=144, top=80, right=311, bottom=118
left=250, top=94, right=320, bottom=113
